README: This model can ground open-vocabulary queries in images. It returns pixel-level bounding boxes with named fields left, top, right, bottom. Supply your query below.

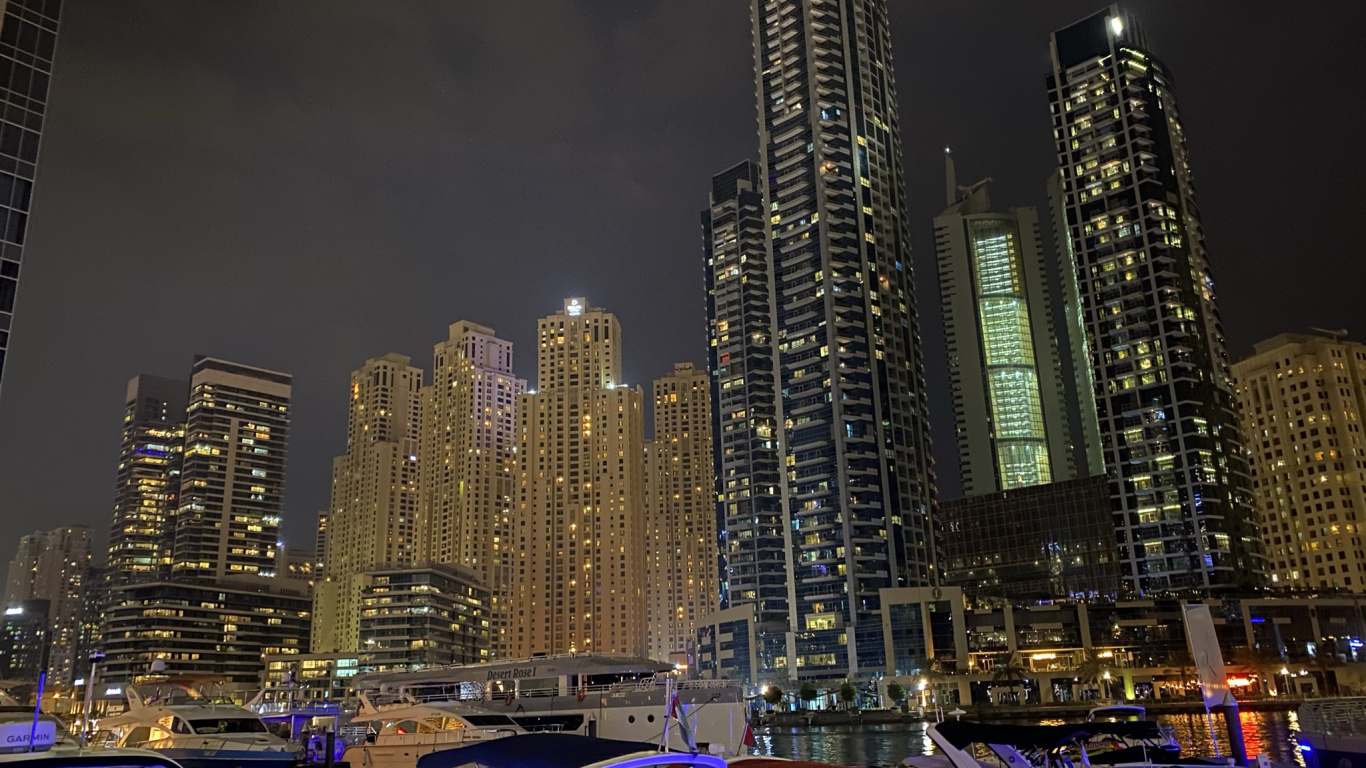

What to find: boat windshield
left=1090, top=707, right=1145, bottom=723
left=188, top=718, right=268, bottom=734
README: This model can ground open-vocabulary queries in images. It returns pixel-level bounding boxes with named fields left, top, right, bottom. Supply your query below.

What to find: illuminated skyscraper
left=313, top=353, right=422, bottom=653
left=702, top=161, right=786, bottom=643
left=0, top=0, right=61, bottom=401
left=1048, top=6, right=1262, bottom=593
left=1233, top=333, right=1366, bottom=591
left=3, top=525, right=91, bottom=684
left=172, top=357, right=291, bottom=583
left=512, top=299, right=646, bottom=657
left=418, top=321, right=524, bottom=658
left=736, top=0, right=935, bottom=677
left=106, top=374, right=187, bottom=588
left=934, top=158, right=1085, bottom=494
left=644, top=363, right=717, bottom=664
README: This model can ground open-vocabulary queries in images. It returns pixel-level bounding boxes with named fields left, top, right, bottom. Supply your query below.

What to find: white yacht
left=0, top=706, right=179, bottom=768
left=95, top=685, right=298, bottom=768
left=342, top=698, right=525, bottom=768
left=350, top=654, right=749, bottom=767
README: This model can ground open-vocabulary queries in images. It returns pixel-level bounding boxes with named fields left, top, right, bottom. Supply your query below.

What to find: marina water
left=753, top=711, right=1305, bottom=767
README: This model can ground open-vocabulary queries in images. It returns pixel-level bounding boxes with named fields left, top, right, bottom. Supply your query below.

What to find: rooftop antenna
left=944, top=146, right=956, bottom=206
left=1310, top=327, right=1348, bottom=341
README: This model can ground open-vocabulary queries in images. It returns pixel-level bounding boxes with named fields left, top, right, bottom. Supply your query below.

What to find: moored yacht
left=95, top=685, right=298, bottom=768
left=342, top=698, right=524, bottom=768
left=351, top=654, right=748, bottom=762
left=0, top=706, right=180, bottom=768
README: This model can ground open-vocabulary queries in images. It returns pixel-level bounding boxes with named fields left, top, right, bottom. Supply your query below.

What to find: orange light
left=1226, top=677, right=1254, bottom=687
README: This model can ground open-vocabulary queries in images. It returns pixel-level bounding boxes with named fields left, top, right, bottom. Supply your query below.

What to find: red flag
left=742, top=722, right=756, bottom=748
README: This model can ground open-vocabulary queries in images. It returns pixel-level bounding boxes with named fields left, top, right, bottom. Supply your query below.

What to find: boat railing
left=374, top=729, right=517, bottom=746
left=1299, top=697, right=1366, bottom=736
left=140, top=737, right=291, bottom=753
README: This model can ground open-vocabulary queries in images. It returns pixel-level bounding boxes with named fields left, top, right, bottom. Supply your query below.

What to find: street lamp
left=80, top=651, right=105, bottom=747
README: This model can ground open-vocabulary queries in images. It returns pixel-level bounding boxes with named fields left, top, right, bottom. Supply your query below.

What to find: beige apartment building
left=418, top=322, right=525, bottom=658
left=512, top=299, right=646, bottom=657
left=1233, top=332, right=1366, bottom=591
left=312, top=353, right=422, bottom=652
left=644, top=363, right=718, bottom=664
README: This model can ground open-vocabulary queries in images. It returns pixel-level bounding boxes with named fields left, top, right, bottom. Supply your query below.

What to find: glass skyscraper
left=106, top=374, right=188, bottom=589
left=172, top=356, right=292, bottom=583
left=0, top=0, right=60, bottom=398
left=935, top=158, right=1090, bottom=496
left=712, top=0, right=935, bottom=678
left=1048, top=5, right=1263, bottom=594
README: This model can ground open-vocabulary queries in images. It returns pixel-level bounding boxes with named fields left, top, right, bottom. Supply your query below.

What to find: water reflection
left=753, top=711, right=1302, bottom=767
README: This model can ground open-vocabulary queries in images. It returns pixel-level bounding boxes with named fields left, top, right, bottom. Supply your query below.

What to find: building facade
left=0, top=599, right=47, bottom=682
left=644, top=363, right=718, bottom=664
left=99, top=579, right=310, bottom=684
left=700, top=585, right=1366, bottom=700
left=314, top=512, right=328, bottom=574
left=172, top=357, right=292, bottom=583
left=1047, top=6, right=1262, bottom=593
left=701, top=161, right=789, bottom=671
left=739, top=0, right=936, bottom=679
left=107, top=374, right=188, bottom=589
left=313, top=353, right=422, bottom=653
left=261, top=652, right=360, bottom=702
left=358, top=564, right=490, bottom=671
left=0, top=0, right=61, bottom=399
left=1233, top=333, right=1366, bottom=591
left=512, top=299, right=646, bottom=657
left=939, top=475, right=1120, bottom=600
left=935, top=161, right=1085, bottom=494
left=418, top=322, right=524, bottom=657
left=3, top=525, right=91, bottom=684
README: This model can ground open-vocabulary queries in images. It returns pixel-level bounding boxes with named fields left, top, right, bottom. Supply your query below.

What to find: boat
left=341, top=697, right=527, bottom=768
left=0, top=706, right=182, bottom=768
left=1086, top=704, right=1150, bottom=723
left=94, top=685, right=299, bottom=768
left=1294, top=697, right=1366, bottom=768
left=350, top=654, right=749, bottom=762
left=913, top=720, right=1223, bottom=768
left=411, top=733, right=728, bottom=768
left=1084, top=705, right=1178, bottom=753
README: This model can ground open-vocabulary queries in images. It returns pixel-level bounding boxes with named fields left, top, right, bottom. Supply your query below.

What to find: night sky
left=0, top=1, right=1362, bottom=561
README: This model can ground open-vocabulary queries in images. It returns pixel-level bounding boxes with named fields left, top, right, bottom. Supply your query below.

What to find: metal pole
left=28, top=672, right=46, bottom=753
left=1213, top=703, right=1248, bottom=765
left=325, top=729, right=335, bottom=768
left=81, top=652, right=104, bottom=748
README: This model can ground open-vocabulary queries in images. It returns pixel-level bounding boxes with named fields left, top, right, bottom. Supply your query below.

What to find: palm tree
left=798, top=681, right=819, bottom=711
left=1163, top=649, right=1197, bottom=699
left=838, top=680, right=858, bottom=711
left=1230, top=646, right=1281, bottom=696
left=1076, top=651, right=1107, bottom=689
left=991, top=652, right=1029, bottom=705
left=1298, top=651, right=1342, bottom=696
left=762, top=685, right=784, bottom=709
left=885, top=680, right=907, bottom=710
left=914, top=668, right=945, bottom=712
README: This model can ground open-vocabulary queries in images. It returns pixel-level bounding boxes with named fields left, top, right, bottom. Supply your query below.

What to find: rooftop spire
left=944, top=146, right=956, bottom=206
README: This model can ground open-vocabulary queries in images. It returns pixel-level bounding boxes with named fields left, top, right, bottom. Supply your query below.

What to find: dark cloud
left=0, top=1, right=1362, bottom=556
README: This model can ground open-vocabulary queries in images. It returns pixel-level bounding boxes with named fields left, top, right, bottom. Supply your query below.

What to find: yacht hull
left=148, top=749, right=297, bottom=768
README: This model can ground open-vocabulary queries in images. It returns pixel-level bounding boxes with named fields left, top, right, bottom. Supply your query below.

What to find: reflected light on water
left=753, top=711, right=1304, bottom=767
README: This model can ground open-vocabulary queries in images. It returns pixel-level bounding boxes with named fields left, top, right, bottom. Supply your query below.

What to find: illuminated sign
left=567, top=299, right=583, bottom=317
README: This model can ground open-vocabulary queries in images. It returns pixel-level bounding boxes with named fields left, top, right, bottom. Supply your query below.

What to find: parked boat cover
left=414, top=734, right=720, bottom=768
left=934, top=721, right=1166, bottom=751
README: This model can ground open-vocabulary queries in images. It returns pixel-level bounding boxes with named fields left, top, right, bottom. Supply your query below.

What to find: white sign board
left=1182, top=603, right=1236, bottom=708
left=0, top=720, right=56, bottom=752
